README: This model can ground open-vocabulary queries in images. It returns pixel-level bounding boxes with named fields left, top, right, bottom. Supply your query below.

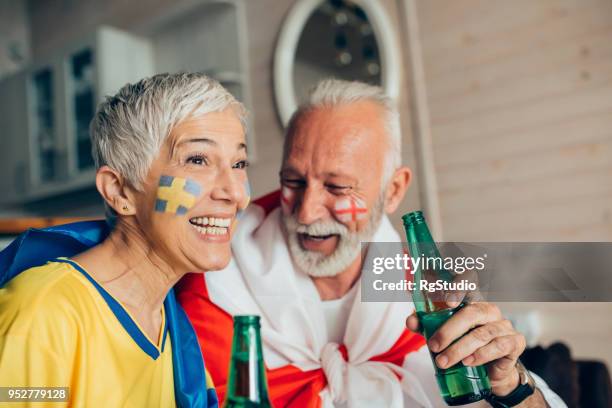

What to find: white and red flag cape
left=177, top=191, right=445, bottom=407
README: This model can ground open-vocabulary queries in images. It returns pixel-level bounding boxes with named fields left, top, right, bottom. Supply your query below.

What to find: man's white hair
left=91, top=72, right=246, bottom=190
left=287, top=78, right=402, bottom=186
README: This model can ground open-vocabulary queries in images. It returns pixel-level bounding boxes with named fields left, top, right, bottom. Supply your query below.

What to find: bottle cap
left=402, top=210, right=425, bottom=226
left=234, top=315, right=261, bottom=326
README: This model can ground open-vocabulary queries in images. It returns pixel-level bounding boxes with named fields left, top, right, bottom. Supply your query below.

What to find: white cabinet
left=0, top=26, right=153, bottom=203
left=150, top=1, right=248, bottom=97
left=0, top=0, right=253, bottom=204
left=146, top=0, right=254, bottom=155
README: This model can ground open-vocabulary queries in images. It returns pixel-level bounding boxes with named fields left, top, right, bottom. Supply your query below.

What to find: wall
left=414, top=0, right=612, bottom=366
left=0, top=0, right=30, bottom=80
left=13, top=0, right=422, bottom=224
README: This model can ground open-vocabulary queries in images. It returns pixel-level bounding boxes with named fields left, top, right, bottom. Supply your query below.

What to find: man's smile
left=298, top=232, right=339, bottom=254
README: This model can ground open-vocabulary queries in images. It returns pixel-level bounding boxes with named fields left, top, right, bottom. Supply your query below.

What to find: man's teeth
left=304, top=233, right=333, bottom=241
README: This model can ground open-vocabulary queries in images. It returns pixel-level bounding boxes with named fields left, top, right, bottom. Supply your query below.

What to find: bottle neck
left=226, top=319, right=270, bottom=404
left=404, top=217, right=439, bottom=258
left=403, top=211, right=433, bottom=243
left=403, top=212, right=450, bottom=313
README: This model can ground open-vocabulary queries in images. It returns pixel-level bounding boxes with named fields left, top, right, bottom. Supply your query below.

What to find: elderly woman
left=0, top=73, right=249, bottom=407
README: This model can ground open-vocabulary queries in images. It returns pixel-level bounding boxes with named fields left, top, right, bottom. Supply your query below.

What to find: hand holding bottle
left=403, top=211, right=550, bottom=406
left=406, top=300, right=525, bottom=397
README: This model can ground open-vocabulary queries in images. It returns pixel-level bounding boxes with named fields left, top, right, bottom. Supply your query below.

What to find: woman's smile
left=188, top=214, right=233, bottom=242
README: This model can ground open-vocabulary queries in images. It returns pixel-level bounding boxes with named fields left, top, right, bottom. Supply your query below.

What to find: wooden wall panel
left=415, top=0, right=612, bottom=242
left=414, top=0, right=612, bottom=367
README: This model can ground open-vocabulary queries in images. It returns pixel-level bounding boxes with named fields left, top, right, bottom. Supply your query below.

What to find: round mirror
left=274, top=0, right=400, bottom=126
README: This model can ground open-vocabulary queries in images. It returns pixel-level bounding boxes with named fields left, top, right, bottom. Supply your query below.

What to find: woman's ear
left=384, top=166, right=412, bottom=214
left=96, top=166, right=136, bottom=216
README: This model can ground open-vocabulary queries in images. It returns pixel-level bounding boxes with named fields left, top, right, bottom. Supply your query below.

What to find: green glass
left=224, top=315, right=273, bottom=408
left=402, top=211, right=491, bottom=406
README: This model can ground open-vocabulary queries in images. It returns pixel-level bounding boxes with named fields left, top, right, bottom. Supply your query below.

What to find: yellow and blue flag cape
left=0, top=220, right=217, bottom=408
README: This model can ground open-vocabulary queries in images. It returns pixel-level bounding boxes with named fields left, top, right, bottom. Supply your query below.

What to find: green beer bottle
left=224, top=315, right=273, bottom=408
left=402, top=211, right=491, bottom=406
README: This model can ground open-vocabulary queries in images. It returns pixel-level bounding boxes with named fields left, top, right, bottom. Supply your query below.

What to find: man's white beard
left=282, top=195, right=384, bottom=278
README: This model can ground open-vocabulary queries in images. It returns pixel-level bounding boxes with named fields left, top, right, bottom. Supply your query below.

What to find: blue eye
left=186, top=155, right=207, bottom=166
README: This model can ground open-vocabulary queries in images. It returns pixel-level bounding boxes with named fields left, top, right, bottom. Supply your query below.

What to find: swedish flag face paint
left=232, top=180, right=251, bottom=231
left=155, top=175, right=202, bottom=215
left=242, top=180, right=251, bottom=209
left=236, top=180, right=251, bottom=221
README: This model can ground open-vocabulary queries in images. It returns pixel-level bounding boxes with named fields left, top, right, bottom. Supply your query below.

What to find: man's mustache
left=291, top=218, right=349, bottom=238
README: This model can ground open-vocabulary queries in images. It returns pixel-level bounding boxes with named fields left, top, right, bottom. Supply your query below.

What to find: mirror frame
left=273, top=0, right=401, bottom=127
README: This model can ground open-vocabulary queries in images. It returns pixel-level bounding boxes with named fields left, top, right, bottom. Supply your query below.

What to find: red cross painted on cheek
left=281, top=186, right=296, bottom=215
left=333, top=196, right=368, bottom=224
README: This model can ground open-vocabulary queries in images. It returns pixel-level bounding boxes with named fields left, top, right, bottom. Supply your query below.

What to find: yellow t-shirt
left=0, top=259, right=176, bottom=407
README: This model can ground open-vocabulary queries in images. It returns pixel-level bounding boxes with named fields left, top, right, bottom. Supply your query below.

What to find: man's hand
left=406, top=301, right=525, bottom=397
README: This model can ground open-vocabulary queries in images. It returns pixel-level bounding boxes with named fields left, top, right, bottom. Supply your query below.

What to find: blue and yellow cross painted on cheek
left=155, top=175, right=202, bottom=215
left=243, top=180, right=251, bottom=209
left=235, top=180, right=251, bottom=226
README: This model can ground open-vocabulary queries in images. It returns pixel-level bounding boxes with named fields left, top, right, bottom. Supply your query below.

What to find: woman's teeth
left=194, top=226, right=227, bottom=235
left=189, top=217, right=231, bottom=235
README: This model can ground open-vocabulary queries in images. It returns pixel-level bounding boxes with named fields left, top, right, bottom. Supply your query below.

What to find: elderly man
left=177, top=79, right=565, bottom=407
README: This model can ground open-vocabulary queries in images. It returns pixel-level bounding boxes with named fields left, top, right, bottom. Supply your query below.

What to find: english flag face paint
left=333, top=196, right=368, bottom=224
left=280, top=186, right=296, bottom=215
left=155, top=175, right=202, bottom=215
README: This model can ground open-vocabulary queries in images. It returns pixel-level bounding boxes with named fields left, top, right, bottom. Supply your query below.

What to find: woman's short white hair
left=91, top=72, right=246, bottom=190
left=286, top=78, right=401, bottom=187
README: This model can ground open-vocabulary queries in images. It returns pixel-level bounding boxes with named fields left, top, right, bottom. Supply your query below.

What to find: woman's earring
left=122, top=205, right=129, bottom=212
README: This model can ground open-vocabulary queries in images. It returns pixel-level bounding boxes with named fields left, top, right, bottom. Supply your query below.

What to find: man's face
left=280, top=101, right=388, bottom=277
left=132, top=108, right=249, bottom=273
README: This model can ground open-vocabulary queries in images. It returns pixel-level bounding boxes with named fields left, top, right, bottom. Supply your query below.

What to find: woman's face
left=132, top=108, right=249, bottom=273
